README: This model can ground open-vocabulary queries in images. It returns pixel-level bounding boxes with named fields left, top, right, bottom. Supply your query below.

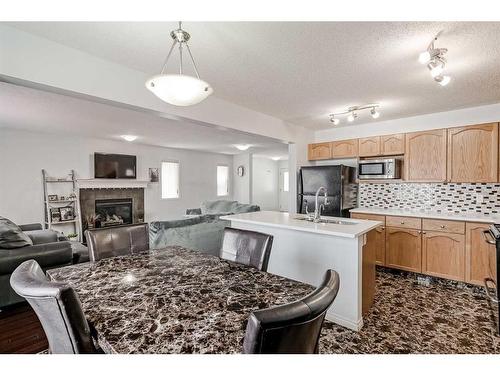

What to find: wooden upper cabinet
left=422, top=231, right=465, bottom=282
left=465, top=222, right=497, bottom=286
left=308, top=142, right=332, bottom=160
left=405, top=129, right=447, bottom=181
left=447, top=123, right=499, bottom=182
left=358, top=136, right=381, bottom=157
left=381, top=133, right=405, bottom=155
left=331, top=139, right=358, bottom=158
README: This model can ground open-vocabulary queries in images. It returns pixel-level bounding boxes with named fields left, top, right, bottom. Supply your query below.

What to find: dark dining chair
left=10, top=259, right=99, bottom=354
left=220, top=227, right=273, bottom=271
left=242, top=269, right=340, bottom=354
left=85, top=223, right=149, bottom=262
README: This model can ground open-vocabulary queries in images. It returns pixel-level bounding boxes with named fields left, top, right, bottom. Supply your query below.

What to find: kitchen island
left=220, top=211, right=382, bottom=331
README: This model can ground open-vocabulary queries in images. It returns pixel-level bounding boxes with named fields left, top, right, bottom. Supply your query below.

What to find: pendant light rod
left=160, top=40, right=177, bottom=75
left=179, top=42, right=183, bottom=74
left=185, top=44, right=201, bottom=79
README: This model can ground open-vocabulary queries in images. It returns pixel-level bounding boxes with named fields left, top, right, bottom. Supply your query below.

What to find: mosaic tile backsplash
left=359, top=183, right=500, bottom=215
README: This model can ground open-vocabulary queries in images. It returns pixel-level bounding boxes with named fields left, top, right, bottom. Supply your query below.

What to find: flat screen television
left=94, top=153, right=137, bottom=179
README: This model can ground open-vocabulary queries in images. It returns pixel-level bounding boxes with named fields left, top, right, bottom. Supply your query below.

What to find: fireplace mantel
left=77, top=179, right=149, bottom=189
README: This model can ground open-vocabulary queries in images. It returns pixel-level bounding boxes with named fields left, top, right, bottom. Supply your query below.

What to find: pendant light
left=146, top=22, right=213, bottom=106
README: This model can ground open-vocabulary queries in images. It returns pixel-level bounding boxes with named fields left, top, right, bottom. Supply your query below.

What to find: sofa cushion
left=24, top=229, right=58, bottom=245
left=0, top=216, right=33, bottom=249
left=201, top=200, right=239, bottom=214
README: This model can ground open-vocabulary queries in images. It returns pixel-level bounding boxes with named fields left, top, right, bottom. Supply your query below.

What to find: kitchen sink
left=293, top=216, right=357, bottom=225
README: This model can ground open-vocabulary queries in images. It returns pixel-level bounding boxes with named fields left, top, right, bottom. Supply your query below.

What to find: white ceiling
left=0, top=82, right=288, bottom=158
left=6, top=22, right=500, bottom=130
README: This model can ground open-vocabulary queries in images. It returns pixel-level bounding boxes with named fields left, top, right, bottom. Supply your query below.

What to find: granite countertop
left=350, top=207, right=500, bottom=224
left=221, top=211, right=382, bottom=238
left=47, top=246, right=314, bottom=354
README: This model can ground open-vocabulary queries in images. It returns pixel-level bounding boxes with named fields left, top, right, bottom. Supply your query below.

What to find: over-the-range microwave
left=358, top=158, right=402, bottom=179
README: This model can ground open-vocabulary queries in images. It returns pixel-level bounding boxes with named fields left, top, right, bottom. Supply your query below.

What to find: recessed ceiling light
left=121, top=135, right=138, bottom=142
left=235, top=144, right=251, bottom=151
left=271, top=157, right=281, bottom=161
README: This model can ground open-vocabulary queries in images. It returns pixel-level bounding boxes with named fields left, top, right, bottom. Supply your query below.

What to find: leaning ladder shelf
left=42, top=169, right=82, bottom=242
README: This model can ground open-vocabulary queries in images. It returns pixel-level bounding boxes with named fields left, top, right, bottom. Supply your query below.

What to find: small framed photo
left=59, top=207, right=75, bottom=221
left=149, top=168, right=159, bottom=183
left=50, top=208, right=61, bottom=223
left=59, top=196, right=65, bottom=201
left=48, top=194, right=58, bottom=201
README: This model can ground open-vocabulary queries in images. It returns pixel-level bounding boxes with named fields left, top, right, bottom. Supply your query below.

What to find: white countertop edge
left=220, top=212, right=382, bottom=239
left=350, top=207, right=500, bottom=224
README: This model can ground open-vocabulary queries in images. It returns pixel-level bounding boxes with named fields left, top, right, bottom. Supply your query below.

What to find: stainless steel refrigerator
left=297, top=165, right=358, bottom=217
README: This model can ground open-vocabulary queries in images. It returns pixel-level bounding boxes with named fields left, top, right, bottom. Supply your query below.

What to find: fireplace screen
left=95, top=198, right=133, bottom=227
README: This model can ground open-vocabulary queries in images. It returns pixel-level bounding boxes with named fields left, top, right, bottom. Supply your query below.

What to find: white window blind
left=161, top=161, right=180, bottom=199
left=217, top=165, right=229, bottom=196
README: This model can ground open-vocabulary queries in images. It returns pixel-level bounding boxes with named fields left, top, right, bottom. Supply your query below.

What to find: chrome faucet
left=314, top=186, right=329, bottom=222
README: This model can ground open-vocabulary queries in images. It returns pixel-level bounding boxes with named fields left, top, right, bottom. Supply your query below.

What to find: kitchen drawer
left=350, top=213, right=385, bottom=224
left=422, top=219, right=465, bottom=234
left=385, top=216, right=421, bottom=230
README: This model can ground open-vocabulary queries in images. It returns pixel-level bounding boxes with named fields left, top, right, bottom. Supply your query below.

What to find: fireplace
left=95, top=198, right=133, bottom=227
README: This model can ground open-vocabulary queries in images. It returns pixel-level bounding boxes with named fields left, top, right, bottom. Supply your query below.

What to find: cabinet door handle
left=483, top=230, right=496, bottom=245
left=440, top=225, right=445, bottom=229
left=400, top=221, right=405, bottom=224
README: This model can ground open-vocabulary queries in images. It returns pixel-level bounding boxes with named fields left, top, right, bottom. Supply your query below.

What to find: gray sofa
left=0, top=222, right=73, bottom=308
left=149, top=200, right=260, bottom=256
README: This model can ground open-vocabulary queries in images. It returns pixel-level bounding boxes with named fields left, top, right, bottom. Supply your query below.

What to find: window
left=283, top=171, right=289, bottom=192
left=161, top=161, right=180, bottom=199
left=217, top=165, right=229, bottom=196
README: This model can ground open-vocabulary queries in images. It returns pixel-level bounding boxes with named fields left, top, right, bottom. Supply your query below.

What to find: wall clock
left=237, top=165, right=245, bottom=177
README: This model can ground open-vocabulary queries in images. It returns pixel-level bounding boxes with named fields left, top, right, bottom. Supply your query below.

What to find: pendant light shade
left=146, top=22, right=213, bottom=106
left=146, top=74, right=213, bottom=106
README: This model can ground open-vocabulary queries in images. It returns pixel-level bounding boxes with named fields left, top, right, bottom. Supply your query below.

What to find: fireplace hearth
left=95, top=198, right=133, bottom=227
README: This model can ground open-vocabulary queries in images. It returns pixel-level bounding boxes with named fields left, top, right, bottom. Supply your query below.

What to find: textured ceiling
left=5, top=22, right=500, bottom=129
left=0, top=83, right=288, bottom=158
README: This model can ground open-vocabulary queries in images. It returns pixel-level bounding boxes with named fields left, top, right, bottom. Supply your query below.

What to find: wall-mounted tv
left=94, top=153, right=137, bottom=179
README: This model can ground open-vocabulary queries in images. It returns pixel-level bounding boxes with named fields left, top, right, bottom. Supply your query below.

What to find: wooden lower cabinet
left=362, top=229, right=377, bottom=315
left=422, top=231, right=465, bottom=281
left=351, top=213, right=385, bottom=265
left=465, top=222, right=497, bottom=286
left=385, top=228, right=422, bottom=273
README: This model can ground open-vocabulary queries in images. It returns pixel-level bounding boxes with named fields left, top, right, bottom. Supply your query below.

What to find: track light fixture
left=328, top=104, right=380, bottom=125
left=419, top=32, right=451, bottom=87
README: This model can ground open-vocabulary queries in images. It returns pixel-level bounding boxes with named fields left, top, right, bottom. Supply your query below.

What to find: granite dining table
left=47, top=246, right=315, bottom=354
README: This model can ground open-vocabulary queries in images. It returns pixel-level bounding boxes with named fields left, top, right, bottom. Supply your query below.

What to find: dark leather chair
left=10, top=259, right=99, bottom=353
left=242, top=269, right=340, bottom=354
left=85, top=223, right=149, bottom=262
left=220, top=227, right=273, bottom=271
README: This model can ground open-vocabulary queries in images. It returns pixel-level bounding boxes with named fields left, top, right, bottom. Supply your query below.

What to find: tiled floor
left=3, top=267, right=500, bottom=354
left=319, top=268, right=500, bottom=354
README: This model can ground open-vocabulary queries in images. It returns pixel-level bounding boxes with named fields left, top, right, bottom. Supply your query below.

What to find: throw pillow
left=0, top=216, right=33, bottom=249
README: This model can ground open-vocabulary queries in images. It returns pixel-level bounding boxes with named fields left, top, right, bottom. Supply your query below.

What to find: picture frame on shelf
left=48, top=194, right=58, bottom=201
left=59, top=196, right=66, bottom=201
left=59, top=207, right=75, bottom=221
left=50, top=208, right=61, bottom=223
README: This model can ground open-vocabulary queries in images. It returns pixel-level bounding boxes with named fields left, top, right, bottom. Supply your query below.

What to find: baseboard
left=325, top=310, right=363, bottom=331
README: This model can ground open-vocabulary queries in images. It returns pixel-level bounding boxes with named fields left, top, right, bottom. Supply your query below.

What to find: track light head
left=428, top=60, right=444, bottom=78
left=434, top=75, right=451, bottom=86
left=347, top=112, right=356, bottom=122
left=330, top=115, right=340, bottom=125
left=370, top=108, right=380, bottom=119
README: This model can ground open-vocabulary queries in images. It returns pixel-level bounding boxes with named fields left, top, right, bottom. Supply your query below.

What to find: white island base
left=221, top=211, right=382, bottom=331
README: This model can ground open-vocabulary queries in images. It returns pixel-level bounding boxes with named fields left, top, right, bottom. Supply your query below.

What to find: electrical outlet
left=476, top=193, right=484, bottom=204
